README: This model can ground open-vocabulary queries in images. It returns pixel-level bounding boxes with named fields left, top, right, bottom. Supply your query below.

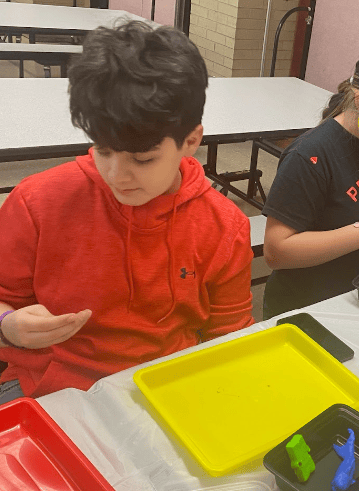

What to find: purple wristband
left=0, top=310, right=22, bottom=349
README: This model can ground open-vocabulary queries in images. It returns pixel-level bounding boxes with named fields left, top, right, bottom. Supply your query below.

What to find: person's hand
left=0, top=305, right=92, bottom=349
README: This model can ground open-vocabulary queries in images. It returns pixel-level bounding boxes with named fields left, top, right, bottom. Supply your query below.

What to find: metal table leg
left=203, top=141, right=265, bottom=210
left=204, top=142, right=218, bottom=176
left=248, top=140, right=260, bottom=199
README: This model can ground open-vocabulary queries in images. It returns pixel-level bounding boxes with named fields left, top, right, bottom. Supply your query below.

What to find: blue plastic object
left=331, top=428, right=356, bottom=491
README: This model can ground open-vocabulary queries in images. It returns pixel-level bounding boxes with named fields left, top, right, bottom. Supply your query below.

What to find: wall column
left=189, top=0, right=301, bottom=78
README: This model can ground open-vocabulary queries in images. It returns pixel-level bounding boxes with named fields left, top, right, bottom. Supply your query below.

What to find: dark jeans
left=0, top=380, right=24, bottom=405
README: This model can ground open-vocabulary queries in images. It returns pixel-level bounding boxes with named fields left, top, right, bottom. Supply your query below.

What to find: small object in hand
left=331, top=428, right=356, bottom=491
left=286, top=434, right=315, bottom=482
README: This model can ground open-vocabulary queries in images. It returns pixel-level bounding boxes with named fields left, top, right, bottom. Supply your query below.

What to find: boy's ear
left=182, top=124, right=203, bottom=156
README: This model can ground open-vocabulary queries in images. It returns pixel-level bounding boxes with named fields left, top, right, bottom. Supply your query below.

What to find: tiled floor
left=0, top=57, right=281, bottom=322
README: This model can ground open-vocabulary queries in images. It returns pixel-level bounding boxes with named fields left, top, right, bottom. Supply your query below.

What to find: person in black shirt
left=262, top=61, right=359, bottom=319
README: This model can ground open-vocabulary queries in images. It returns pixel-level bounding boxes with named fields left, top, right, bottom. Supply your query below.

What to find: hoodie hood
left=76, top=147, right=211, bottom=229
left=76, top=147, right=211, bottom=322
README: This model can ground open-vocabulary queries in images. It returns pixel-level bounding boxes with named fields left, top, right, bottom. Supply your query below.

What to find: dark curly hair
left=321, top=60, right=359, bottom=122
left=68, top=20, right=208, bottom=153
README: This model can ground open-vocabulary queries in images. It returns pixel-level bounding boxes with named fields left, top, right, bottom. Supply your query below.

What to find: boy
left=0, top=21, right=254, bottom=403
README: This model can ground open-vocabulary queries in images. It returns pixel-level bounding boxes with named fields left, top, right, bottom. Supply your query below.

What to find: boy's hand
left=0, top=305, right=92, bottom=349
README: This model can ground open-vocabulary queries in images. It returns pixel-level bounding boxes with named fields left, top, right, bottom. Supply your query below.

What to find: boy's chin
left=112, top=190, right=152, bottom=207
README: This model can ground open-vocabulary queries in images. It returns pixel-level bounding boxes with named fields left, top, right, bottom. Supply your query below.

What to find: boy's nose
left=108, top=161, right=133, bottom=182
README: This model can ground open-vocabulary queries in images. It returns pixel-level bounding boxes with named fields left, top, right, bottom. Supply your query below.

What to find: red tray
left=0, top=397, right=115, bottom=490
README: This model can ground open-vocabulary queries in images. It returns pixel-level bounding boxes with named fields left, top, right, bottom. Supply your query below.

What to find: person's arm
left=0, top=302, right=16, bottom=348
left=0, top=304, right=92, bottom=349
left=201, top=215, right=254, bottom=342
left=264, top=216, right=359, bottom=270
left=0, top=187, right=92, bottom=349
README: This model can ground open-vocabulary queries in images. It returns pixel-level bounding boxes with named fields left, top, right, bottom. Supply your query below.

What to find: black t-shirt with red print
left=262, top=118, right=359, bottom=319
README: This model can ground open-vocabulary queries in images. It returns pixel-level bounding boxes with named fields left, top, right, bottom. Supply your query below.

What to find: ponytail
left=321, top=79, right=353, bottom=122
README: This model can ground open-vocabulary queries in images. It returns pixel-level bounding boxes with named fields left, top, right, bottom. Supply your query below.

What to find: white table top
left=0, top=77, right=333, bottom=159
left=202, top=77, right=332, bottom=140
left=0, top=2, right=155, bottom=32
left=37, top=290, right=359, bottom=491
left=0, top=43, right=83, bottom=53
left=1, top=78, right=87, bottom=153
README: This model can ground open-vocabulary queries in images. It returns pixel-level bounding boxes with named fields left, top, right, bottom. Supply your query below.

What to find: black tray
left=263, top=404, right=359, bottom=490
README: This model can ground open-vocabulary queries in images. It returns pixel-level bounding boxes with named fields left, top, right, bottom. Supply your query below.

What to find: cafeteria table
left=0, top=43, right=83, bottom=77
left=36, top=290, right=359, bottom=491
left=0, top=77, right=332, bottom=206
left=202, top=77, right=332, bottom=209
left=0, top=2, right=155, bottom=40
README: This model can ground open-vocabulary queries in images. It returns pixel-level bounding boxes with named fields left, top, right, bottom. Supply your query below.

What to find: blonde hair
left=321, top=69, right=359, bottom=122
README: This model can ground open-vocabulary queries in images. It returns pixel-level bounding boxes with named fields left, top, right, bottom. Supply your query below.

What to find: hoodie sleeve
left=0, top=187, right=38, bottom=309
left=201, top=213, right=254, bottom=341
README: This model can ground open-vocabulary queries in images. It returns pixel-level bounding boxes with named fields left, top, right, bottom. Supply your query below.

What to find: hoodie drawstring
left=157, top=193, right=180, bottom=323
left=126, top=207, right=134, bottom=313
left=125, top=195, right=180, bottom=321
left=126, top=194, right=180, bottom=322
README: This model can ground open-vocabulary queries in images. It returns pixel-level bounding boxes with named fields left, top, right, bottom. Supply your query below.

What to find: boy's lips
left=115, top=187, right=140, bottom=195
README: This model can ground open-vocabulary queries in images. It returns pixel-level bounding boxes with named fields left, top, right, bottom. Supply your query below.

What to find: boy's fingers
left=28, top=310, right=92, bottom=332
left=42, top=322, right=85, bottom=345
left=50, top=325, right=87, bottom=346
left=23, top=312, right=92, bottom=348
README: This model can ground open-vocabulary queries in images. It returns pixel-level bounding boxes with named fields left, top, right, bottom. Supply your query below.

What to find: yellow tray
left=133, top=324, right=359, bottom=477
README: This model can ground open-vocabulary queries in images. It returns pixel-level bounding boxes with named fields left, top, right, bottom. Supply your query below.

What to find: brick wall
left=189, top=0, right=301, bottom=78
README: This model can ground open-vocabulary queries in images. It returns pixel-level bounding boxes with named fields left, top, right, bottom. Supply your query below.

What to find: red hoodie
left=0, top=149, right=254, bottom=397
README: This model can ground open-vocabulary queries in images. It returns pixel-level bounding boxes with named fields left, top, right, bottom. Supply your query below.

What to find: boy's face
left=93, top=125, right=203, bottom=206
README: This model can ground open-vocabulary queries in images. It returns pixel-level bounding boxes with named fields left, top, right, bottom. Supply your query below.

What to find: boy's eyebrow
left=145, top=145, right=160, bottom=151
left=93, top=144, right=161, bottom=153
left=135, top=146, right=161, bottom=154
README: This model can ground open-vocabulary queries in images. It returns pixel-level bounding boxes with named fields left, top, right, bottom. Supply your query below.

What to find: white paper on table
left=37, top=290, right=359, bottom=491
left=38, top=323, right=277, bottom=491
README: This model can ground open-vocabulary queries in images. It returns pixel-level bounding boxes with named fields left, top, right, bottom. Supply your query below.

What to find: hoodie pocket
left=29, top=360, right=68, bottom=398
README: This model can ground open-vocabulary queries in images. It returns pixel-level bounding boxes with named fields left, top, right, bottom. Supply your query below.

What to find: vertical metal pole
left=151, top=0, right=156, bottom=21
left=260, top=0, right=272, bottom=77
left=175, top=0, right=183, bottom=29
left=299, top=0, right=316, bottom=80
left=175, top=0, right=191, bottom=35
left=182, top=0, right=191, bottom=36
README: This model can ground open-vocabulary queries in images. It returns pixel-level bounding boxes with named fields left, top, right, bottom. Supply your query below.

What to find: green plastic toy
left=286, top=434, right=316, bottom=482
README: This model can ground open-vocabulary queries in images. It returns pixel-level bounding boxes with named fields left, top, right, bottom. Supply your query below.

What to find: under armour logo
left=180, top=267, right=196, bottom=279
